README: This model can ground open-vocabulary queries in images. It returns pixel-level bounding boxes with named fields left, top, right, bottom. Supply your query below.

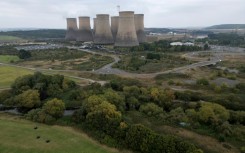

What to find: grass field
left=0, top=35, right=24, bottom=42
left=113, top=53, right=192, bottom=73
left=0, top=66, right=33, bottom=88
left=0, top=55, right=20, bottom=63
left=0, top=113, right=119, bottom=153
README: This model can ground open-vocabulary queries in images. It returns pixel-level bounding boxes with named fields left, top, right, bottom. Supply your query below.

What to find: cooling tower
left=93, top=18, right=97, bottom=34
left=94, top=14, right=114, bottom=44
left=115, top=11, right=139, bottom=47
left=65, top=18, right=78, bottom=41
left=111, top=16, right=119, bottom=41
left=76, top=17, right=93, bottom=42
left=134, top=14, right=146, bottom=43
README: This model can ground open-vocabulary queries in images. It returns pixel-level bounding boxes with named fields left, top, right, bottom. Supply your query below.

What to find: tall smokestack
left=94, top=14, right=114, bottom=45
left=115, top=11, right=139, bottom=47
left=111, top=16, right=119, bottom=41
left=65, top=18, right=78, bottom=41
left=134, top=14, right=146, bottom=43
left=76, top=17, right=93, bottom=42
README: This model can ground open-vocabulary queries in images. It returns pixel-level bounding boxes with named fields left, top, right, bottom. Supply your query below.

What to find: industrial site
left=65, top=11, right=146, bottom=46
left=0, top=0, right=245, bottom=153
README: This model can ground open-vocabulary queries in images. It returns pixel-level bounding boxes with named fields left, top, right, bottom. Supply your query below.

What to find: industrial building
left=76, top=17, right=93, bottom=42
left=65, top=10, right=146, bottom=47
left=134, top=14, right=146, bottom=43
left=94, top=14, right=114, bottom=44
left=115, top=11, right=139, bottom=47
left=65, top=18, right=78, bottom=41
left=111, top=16, right=119, bottom=41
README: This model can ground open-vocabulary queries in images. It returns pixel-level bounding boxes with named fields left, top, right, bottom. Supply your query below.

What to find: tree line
left=1, top=73, right=244, bottom=152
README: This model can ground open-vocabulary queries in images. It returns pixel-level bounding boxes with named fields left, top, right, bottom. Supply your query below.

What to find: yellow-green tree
left=104, top=89, right=125, bottom=111
left=43, top=98, right=65, bottom=118
left=86, top=101, right=122, bottom=134
left=16, top=89, right=40, bottom=108
left=197, top=102, right=230, bottom=125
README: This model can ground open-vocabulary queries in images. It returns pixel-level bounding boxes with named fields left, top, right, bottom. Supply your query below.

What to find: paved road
left=1, top=46, right=244, bottom=82
left=71, top=47, right=221, bottom=78
left=91, top=46, right=245, bottom=78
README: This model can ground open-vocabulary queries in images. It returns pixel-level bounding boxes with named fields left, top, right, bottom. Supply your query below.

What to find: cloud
left=0, top=0, right=245, bottom=28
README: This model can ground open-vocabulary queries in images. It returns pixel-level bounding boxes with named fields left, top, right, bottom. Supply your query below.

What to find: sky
left=0, top=0, right=245, bottom=29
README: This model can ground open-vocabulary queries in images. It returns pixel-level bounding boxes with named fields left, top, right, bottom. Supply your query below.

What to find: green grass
left=0, top=66, right=33, bottom=88
left=73, top=55, right=114, bottom=71
left=0, top=35, right=24, bottom=41
left=0, top=55, right=20, bottom=63
left=0, top=113, right=118, bottom=153
left=113, top=53, right=192, bottom=73
left=155, top=73, right=190, bottom=81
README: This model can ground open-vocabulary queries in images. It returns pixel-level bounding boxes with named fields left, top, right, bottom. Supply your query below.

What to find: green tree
left=43, top=98, right=65, bottom=118
left=0, top=90, right=12, bottom=104
left=104, top=89, right=125, bottom=111
left=125, top=124, right=155, bottom=152
left=204, top=44, right=209, bottom=50
left=197, top=102, right=230, bottom=125
left=18, top=49, right=31, bottom=59
left=83, top=95, right=106, bottom=112
left=86, top=101, right=122, bottom=134
left=15, top=89, right=40, bottom=109
left=150, top=88, right=175, bottom=110
left=11, top=74, right=33, bottom=94
left=47, top=83, right=63, bottom=97
left=139, top=103, right=164, bottom=117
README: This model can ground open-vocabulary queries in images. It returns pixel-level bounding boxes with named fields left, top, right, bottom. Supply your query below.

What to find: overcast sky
left=0, top=0, right=245, bottom=29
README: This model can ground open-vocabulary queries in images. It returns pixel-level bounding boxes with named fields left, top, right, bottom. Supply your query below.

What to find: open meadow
left=0, top=66, right=33, bottom=88
left=0, top=55, right=20, bottom=63
left=0, top=113, right=119, bottom=153
left=0, top=35, right=25, bottom=42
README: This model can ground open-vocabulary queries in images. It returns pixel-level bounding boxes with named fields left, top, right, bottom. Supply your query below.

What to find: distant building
left=183, top=42, right=194, bottom=46
left=170, top=42, right=183, bottom=46
left=170, top=42, right=194, bottom=46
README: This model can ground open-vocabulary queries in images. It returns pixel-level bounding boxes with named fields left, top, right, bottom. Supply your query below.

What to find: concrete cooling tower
left=76, top=17, right=93, bottom=42
left=65, top=18, right=78, bottom=41
left=115, top=11, right=139, bottom=47
left=94, top=14, right=114, bottom=44
left=93, top=18, right=97, bottom=34
left=111, top=16, right=119, bottom=41
left=134, top=14, right=146, bottom=43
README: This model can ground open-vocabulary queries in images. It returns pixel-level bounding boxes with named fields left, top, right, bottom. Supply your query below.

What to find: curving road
left=73, top=46, right=245, bottom=78
left=1, top=46, right=244, bottom=83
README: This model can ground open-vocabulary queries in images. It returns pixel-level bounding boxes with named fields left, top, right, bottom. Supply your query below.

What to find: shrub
left=43, top=98, right=65, bottom=118
left=146, top=53, right=161, bottom=60
left=125, top=124, right=199, bottom=153
left=139, top=103, right=164, bottom=117
left=196, top=78, right=209, bottom=86
left=168, top=80, right=175, bottom=85
left=25, top=108, right=56, bottom=124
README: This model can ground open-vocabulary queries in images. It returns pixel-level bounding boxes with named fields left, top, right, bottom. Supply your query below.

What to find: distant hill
left=145, top=28, right=171, bottom=34
left=206, top=24, right=245, bottom=29
left=0, top=29, right=66, bottom=39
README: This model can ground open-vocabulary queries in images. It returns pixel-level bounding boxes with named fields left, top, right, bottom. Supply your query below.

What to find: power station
left=65, top=18, right=78, bottom=41
left=115, top=11, right=139, bottom=47
left=94, top=14, right=114, bottom=44
left=111, top=16, right=119, bottom=41
left=76, top=17, right=93, bottom=42
left=134, top=14, right=146, bottom=43
left=65, top=10, right=146, bottom=47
